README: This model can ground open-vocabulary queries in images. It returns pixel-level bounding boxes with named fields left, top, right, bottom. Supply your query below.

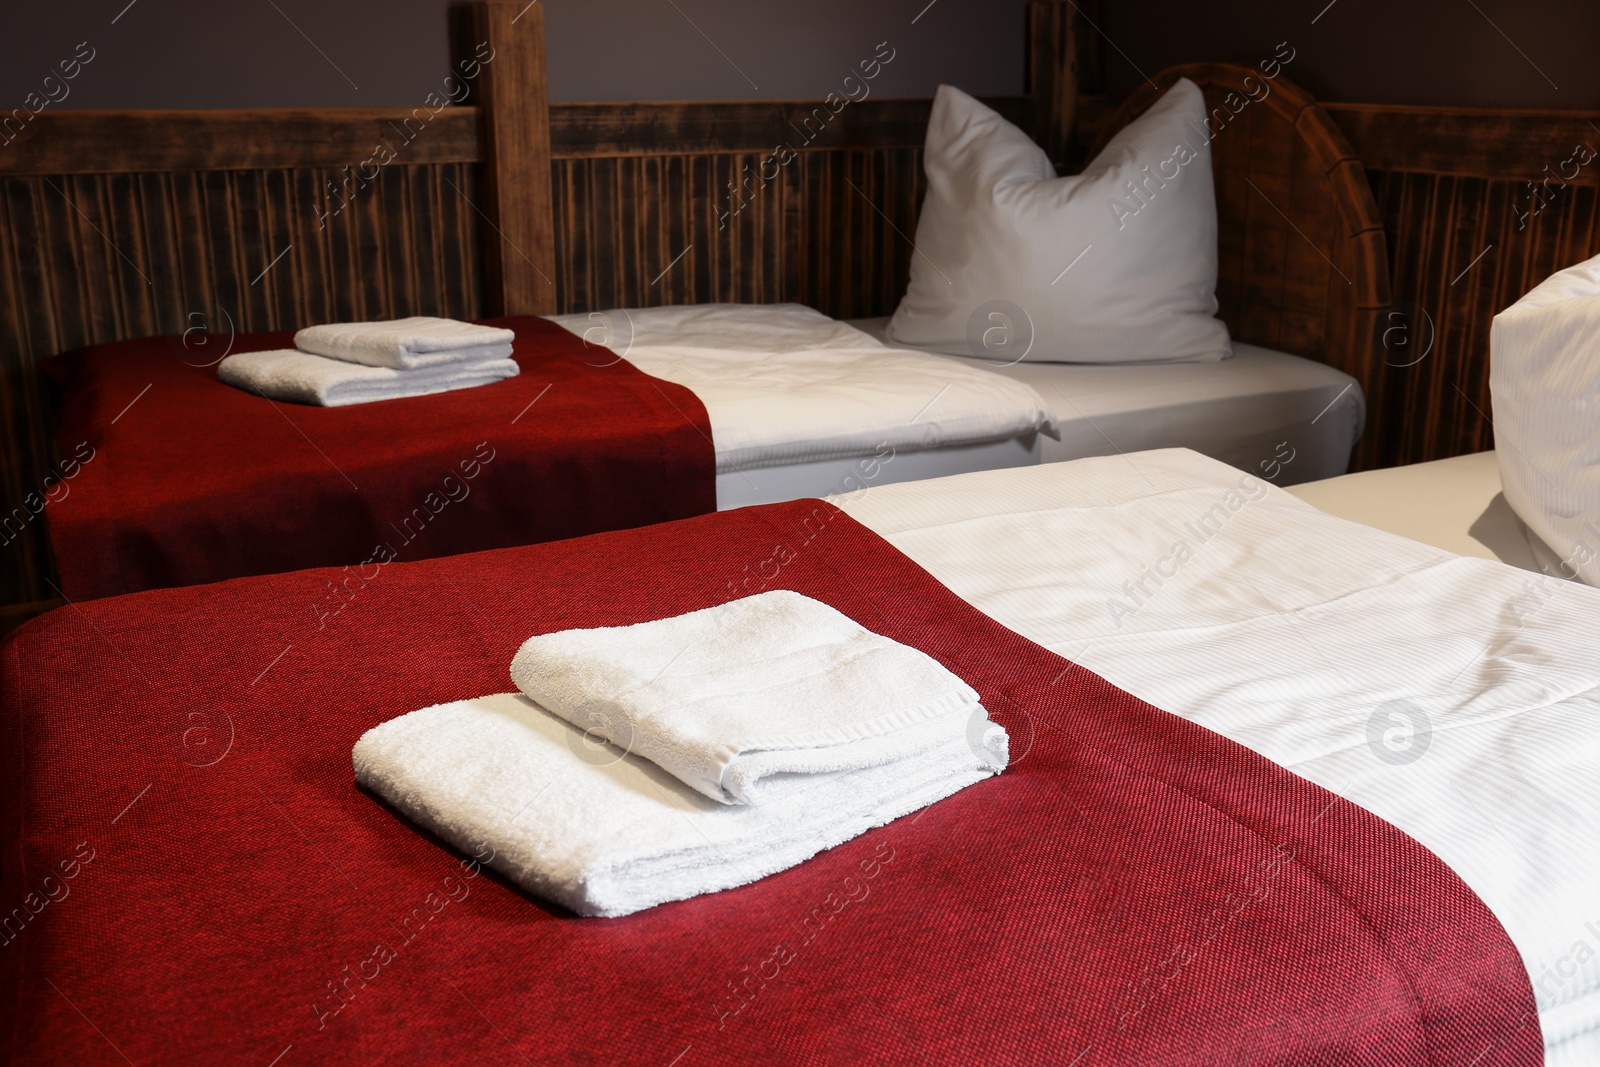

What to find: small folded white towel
left=353, top=692, right=1004, bottom=917
left=217, top=349, right=519, bottom=407
left=510, top=590, right=1005, bottom=805
left=294, top=317, right=516, bottom=370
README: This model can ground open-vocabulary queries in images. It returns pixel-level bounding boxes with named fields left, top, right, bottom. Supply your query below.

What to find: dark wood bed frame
left=1, top=0, right=1594, bottom=627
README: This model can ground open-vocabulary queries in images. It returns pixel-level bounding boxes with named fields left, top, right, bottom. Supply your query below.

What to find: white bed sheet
left=840, top=449, right=1600, bottom=1065
left=853, top=317, right=1364, bottom=486
left=1289, top=450, right=1556, bottom=574
left=546, top=304, right=1053, bottom=474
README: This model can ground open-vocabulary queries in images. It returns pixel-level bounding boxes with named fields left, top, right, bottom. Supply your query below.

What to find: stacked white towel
left=294, top=317, right=515, bottom=370
left=217, top=317, right=519, bottom=406
left=217, top=349, right=518, bottom=408
left=353, top=591, right=1008, bottom=917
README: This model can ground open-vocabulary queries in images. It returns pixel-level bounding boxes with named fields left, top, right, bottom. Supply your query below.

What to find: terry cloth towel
left=509, top=589, right=1008, bottom=805
left=294, top=316, right=516, bottom=370
left=217, top=349, right=519, bottom=407
left=353, top=692, right=1005, bottom=917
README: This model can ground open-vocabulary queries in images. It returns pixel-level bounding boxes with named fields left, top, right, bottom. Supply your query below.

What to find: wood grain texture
left=548, top=97, right=1032, bottom=159
left=1098, top=64, right=1395, bottom=470
left=1026, top=1, right=1079, bottom=167
left=1320, top=102, right=1600, bottom=467
left=549, top=145, right=926, bottom=321
left=0, top=108, right=483, bottom=175
left=476, top=0, right=557, bottom=315
left=1327, top=103, right=1600, bottom=183
left=1361, top=169, right=1600, bottom=465
left=541, top=91, right=1027, bottom=321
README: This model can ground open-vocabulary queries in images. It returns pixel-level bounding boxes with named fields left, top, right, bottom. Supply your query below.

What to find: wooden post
left=475, top=0, right=558, bottom=316
left=1025, top=1, right=1078, bottom=169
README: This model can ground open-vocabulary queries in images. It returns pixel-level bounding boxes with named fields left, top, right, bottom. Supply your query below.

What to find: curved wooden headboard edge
left=1087, top=62, right=1394, bottom=469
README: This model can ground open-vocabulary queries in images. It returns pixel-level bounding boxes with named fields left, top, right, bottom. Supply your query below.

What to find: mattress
left=1288, top=449, right=1554, bottom=573
left=838, top=449, right=1600, bottom=1066
left=546, top=304, right=1054, bottom=475
left=853, top=317, right=1364, bottom=487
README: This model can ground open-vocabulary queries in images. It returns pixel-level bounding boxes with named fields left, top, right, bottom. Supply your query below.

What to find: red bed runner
left=1, top=500, right=1540, bottom=1065
left=42, top=316, right=716, bottom=601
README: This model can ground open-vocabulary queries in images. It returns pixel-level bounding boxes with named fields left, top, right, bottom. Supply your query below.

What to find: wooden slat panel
left=1236, top=99, right=1295, bottom=352
left=1329, top=95, right=1600, bottom=466
left=546, top=139, right=926, bottom=323
left=1363, top=162, right=1600, bottom=468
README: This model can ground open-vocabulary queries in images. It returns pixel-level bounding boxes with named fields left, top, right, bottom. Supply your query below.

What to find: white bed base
left=716, top=434, right=1042, bottom=509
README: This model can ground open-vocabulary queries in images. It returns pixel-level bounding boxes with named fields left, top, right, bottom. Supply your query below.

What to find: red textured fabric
left=41, top=316, right=716, bottom=601
left=0, top=501, right=1541, bottom=1065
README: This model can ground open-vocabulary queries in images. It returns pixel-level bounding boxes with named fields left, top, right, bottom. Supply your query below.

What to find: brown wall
left=9, top=3, right=1597, bottom=120
left=1103, top=0, right=1600, bottom=108
left=0, top=0, right=1027, bottom=109
left=18, top=0, right=1595, bottom=119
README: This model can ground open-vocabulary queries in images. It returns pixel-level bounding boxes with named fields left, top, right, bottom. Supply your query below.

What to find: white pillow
left=887, top=80, right=1231, bottom=364
left=1490, top=252, right=1600, bottom=584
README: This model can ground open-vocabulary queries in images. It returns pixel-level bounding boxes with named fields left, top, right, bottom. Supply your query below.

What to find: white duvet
left=547, top=304, right=1054, bottom=473
left=841, top=448, right=1600, bottom=1066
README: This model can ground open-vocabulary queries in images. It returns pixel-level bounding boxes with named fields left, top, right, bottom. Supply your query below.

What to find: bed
left=3, top=447, right=1587, bottom=1064
left=840, top=450, right=1598, bottom=1066
left=543, top=305, right=1363, bottom=509
left=1289, top=451, right=1552, bottom=573
left=0, top=1, right=1392, bottom=620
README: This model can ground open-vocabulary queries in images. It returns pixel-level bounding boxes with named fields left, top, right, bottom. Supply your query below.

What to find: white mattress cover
left=852, top=317, right=1365, bottom=486
left=546, top=304, right=1054, bottom=474
left=1289, top=449, right=1552, bottom=574
left=840, top=448, right=1600, bottom=1065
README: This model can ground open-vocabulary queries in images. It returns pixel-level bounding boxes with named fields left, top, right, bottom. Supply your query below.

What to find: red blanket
left=42, top=317, right=716, bottom=601
left=1, top=501, right=1540, bottom=1065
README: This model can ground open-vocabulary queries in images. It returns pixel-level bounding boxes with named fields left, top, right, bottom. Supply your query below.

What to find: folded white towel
left=294, top=317, right=516, bottom=370
left=510, top=589, right=1004, bottom=805
left=353, top=692, right=1004, bottom=917
left=217, top=349, right=519, bottom=407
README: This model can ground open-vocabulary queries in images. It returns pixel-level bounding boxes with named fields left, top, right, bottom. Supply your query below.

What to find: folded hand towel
left=217, top=349, right=519, bottom=407
left=294, top=317, right=516, bottom=370
left=353, top=692, right=1004, bottom=917
left=510, top=589, right=1006, bottom=805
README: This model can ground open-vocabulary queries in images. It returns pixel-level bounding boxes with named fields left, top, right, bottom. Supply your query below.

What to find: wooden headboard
left=1324, top=102, right=1600, bottom=468
left=1089, top=64, right=1392, bottom=470
left=1086, top=86, right=1600, bottom=475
